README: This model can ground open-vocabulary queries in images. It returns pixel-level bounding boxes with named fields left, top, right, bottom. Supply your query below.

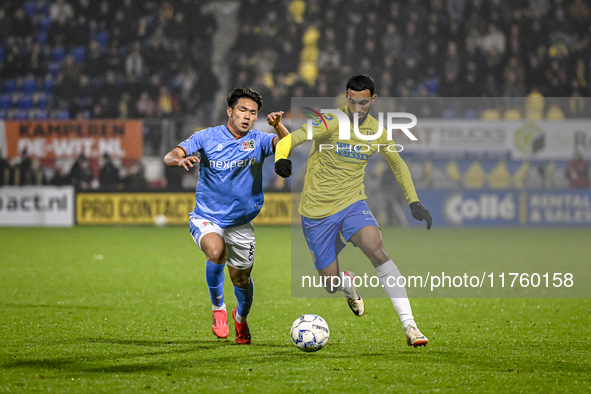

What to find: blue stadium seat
left=36, top=93, right=49, bottom=109
left=0, top=47, right=4, bottom=63
left=47, top=61, right=61, bottom=76
left=17, top=94, right=35, bottom=110
left=50, top=47, right=66, bottom=62
left=0, top=110, right=7, bottom=120
left=35, top=109, right=50, bottom=120
left=0, top=94, right=12, bottom=109
left=95, top=31, right=108, bottom=48
left=463, top=109, right=479, bottom=119
left=13, top=109, right=29, bottom=120
left=35, top=31, right=47, bottom=45
left=1, top=79, right=17, bottom=94
left=72, top=46, right=85, bottom=62
left=55, top=110, right=70, bottom=119
left=442, top=108, right=457, bottom=118
left=42, top=77, right=54, bottom=92
left=21, top=77, right=38, bottom=94
left=25, top=1, right=37, bottom=16
left=38, top=16, right=50, bottom=31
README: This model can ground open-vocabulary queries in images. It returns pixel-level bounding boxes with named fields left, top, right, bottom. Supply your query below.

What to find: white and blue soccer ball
left=290, top=314, right=330, bottom=352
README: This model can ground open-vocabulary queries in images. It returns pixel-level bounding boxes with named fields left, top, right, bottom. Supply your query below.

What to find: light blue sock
left=205, top=260, right=225, bottom=308
left=234, top=278, right=254, bottom=321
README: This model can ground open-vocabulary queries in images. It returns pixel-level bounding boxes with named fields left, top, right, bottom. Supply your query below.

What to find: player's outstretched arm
left=267, top=111, right=290, bottom=145
left=163, top=147, right=200, bottom=171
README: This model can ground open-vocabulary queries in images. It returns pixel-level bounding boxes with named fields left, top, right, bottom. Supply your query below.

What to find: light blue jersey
left=178, top=125, right=276, bottom=228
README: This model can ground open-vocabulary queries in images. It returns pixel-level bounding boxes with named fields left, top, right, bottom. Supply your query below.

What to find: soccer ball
left=290, top=314, right=330, bottom=352
left=154, top=214, right=167, bottom=227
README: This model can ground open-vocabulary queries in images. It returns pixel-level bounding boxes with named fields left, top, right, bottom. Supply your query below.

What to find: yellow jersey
left=276, top=106, right=419, bottom=219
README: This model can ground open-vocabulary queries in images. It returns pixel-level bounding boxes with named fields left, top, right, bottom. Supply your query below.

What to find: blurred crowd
left=0, top=0, right=218, bottom=120
left=232, top=0, right=590, bottom=117
left=0, top=0, right=589, bottom=121
left=0, top=148, right=152, bottom=191
left=1, top=0, right=590, bottom=191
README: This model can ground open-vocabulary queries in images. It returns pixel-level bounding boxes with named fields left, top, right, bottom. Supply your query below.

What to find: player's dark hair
left=227, top=87, right=263, bottom=111
left=346, top=74, right=375, bottom=96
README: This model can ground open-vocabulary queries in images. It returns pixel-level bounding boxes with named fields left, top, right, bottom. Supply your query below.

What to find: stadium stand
left=0, top=0, right=589, bottom=191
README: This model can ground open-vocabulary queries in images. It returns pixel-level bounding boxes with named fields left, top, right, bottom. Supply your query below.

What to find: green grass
left=1, top=226, right=590, bottom=393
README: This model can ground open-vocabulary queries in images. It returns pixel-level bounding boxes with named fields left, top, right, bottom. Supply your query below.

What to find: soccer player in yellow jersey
left=274, top=75, right=432, bottom=347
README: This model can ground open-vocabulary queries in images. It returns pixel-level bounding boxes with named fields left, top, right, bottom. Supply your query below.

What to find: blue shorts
left=301, top=200, right=380, bottom=270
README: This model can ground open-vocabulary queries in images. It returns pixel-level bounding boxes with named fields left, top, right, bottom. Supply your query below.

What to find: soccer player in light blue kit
left=164, top=88, right=288, bottom=344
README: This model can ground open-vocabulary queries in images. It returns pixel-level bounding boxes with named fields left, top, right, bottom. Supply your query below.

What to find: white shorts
left=189, top=217, right=255, bottom=270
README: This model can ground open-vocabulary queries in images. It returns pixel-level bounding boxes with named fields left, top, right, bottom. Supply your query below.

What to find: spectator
left=85, top=40, right=107, bottom=78
left=99, top=153, right=121, bottom=190
left=156, top=86, right=180, bottom=117
left=117, top=92, right=134, bottom=119
left=69, top=153, right=93, bottom=190
left=122, top=161, right=149, bottom=190
left=480, top=23, right=506, bottom=54
left=51, top=166, right=71, bottom=186
left=566, top=151, right=590, bottom=189
left=49, top=0, right=74, bottom=21
left=125, top=43, right=146, bottom=79
left=136, top=91, right=156, bottom=117
left=0, top=149, right=9, bottom=186
left=22, top=159, right=47, bottom=185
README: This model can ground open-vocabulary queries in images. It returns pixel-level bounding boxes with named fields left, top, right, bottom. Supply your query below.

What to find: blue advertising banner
left=411, top=190, right=520, bottom=227
left=528, top=191, right=591, bottom=226
left=410, top=189, right=591, bottom=227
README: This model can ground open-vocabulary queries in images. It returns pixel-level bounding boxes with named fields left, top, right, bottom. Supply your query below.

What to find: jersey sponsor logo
left=303, top=107, right=331, bottom=130
left=332, top=142, right=372, bottom=161
left=209, top=157, right=256, bottom=170
left=217, top=144, right=223, bottom=151
left=242, top=140, right=255, bottom=151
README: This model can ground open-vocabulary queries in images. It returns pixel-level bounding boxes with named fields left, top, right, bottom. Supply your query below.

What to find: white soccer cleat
left=343, top=271, right=365, bottom=316
left=405, top=325, right=428, bottom=347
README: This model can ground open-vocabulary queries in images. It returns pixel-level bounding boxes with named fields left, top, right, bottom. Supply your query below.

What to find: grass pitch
left=1, top=226, right=590, bottom=393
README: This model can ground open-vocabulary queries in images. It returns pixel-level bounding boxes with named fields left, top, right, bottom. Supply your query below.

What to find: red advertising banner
left=4, top=120, right=143, bottom=160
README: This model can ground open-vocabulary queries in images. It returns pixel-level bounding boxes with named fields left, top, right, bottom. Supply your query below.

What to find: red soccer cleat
left=212, top=310, right=229, bottom=339
left=232, top=308, right=251, bottom=345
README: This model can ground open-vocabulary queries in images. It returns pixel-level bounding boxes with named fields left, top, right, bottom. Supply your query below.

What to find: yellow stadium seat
left=262, top=73, right=274, bottom=89
left=546, top=104, right=565, bottom=120
left=481, top=109, right=501, bottom=120
left=463, top=161, right=486, bottom=189
left=525, top=91, right=545, bottom=113
left=445, top=160, right=461, bottom=183
left=488, top=160, right=511, bottom=189
left=302, top=27, right=320, bottom=46
left=300, top=45, right=319, bottom=63
left=503, top=109, right=522, bottom=120
left=299, top=62, right=318, bottom=85
left=525, top=109, right=543, bottom=120
left=288, top=0, right=306, bottom=24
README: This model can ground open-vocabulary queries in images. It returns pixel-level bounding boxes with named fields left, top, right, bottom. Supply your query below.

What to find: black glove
left=410, top=201, right=432, bottom=230
left=275, top=159, right=292, bottom=178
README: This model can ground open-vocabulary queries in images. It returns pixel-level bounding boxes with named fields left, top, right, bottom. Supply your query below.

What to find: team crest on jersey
left=242, top=140, right=255, bottom=151
left=202, top=221, right=213, bottom=226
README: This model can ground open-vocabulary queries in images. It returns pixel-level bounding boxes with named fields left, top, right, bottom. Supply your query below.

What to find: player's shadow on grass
left=0, top=338, right=293, bottom=374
